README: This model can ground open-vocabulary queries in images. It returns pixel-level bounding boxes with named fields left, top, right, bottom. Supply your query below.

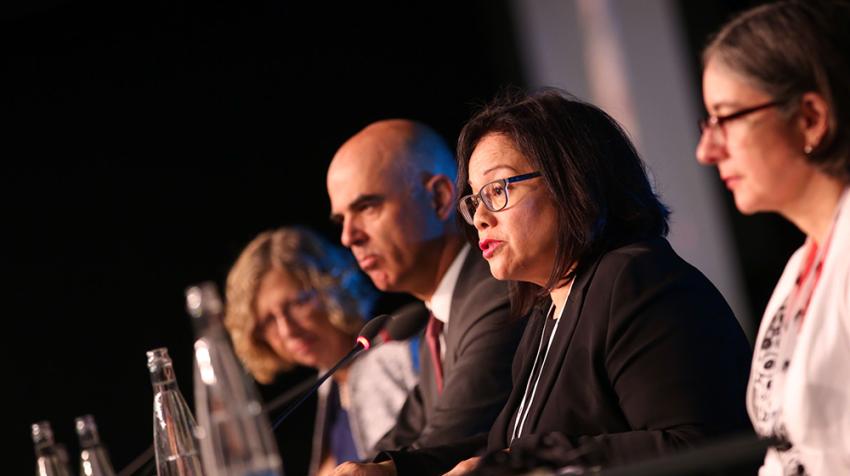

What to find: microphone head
left=385, top=302, right=429, bottom=341
left=355, top=314, right=391, bottom=350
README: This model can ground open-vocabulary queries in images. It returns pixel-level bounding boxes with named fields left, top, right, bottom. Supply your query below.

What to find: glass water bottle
left=148, top=347, right=205, bottom=476
left=32, top=421, right=72, bottom=476
left=187, top=282, right=283, bottom=476
left=75, top=414, right=116, bottom=476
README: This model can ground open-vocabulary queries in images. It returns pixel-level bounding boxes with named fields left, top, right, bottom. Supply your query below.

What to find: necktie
left=425, top=313, right=444, bottom=393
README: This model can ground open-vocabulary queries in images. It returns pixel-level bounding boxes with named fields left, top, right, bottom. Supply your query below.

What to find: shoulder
left=354, top=341, right=413, bottom=369
left=592, top=237, right=697, bottom=293
left=349, top=340, right=417, bottom=389
left=586, top=238, right=738, bottom=334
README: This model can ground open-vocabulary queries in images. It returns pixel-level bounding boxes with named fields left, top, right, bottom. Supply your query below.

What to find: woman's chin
left=294, top=356, right=319, bottom=369
left=486, top=261, right=511, bottom=281
left=290, top=347, right=320, bottom=368
left=733, top=193, right=762, bottom=216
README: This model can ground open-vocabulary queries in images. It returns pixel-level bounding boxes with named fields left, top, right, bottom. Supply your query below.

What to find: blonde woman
left=225, top=227, right=418, bottom=476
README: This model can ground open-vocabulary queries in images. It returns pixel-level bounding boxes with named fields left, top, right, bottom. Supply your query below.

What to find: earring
left=804, top=144, right=813, bottom=154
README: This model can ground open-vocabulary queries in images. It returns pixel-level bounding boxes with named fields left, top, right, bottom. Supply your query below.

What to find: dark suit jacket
left=385, top=238, right=752, bottom=474
left=374, top=247, right=524, bottom=452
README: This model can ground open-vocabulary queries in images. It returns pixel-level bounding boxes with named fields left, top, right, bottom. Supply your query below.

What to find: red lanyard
left=789, top=228, right=834, bottom=329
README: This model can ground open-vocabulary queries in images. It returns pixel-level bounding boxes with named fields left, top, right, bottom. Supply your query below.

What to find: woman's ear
left=425, top=174, right=457, bottom=220
left=798, top=91, right=830, bottom=153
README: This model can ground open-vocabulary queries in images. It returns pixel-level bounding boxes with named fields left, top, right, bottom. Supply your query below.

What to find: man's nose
left=340, top=218, right=366, bottom=248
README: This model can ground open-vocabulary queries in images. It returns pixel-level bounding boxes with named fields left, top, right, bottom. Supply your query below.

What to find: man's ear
left=425, top=174, right=456, bottom=220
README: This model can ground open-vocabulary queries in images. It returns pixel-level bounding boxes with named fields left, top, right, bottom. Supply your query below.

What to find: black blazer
left=375, top=247, right=525, bottom=451
left=386, top=238, right=752, bottom=474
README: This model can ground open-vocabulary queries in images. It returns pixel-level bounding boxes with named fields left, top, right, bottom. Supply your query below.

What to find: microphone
left=373, top=301, right=429, bottom=345
left=270, top=314, right=391, bottom=430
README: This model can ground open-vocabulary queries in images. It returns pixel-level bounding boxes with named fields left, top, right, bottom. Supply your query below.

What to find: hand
left=332, top=460, right=397, bottom=476
left=443, top=456, right=481, bottom=476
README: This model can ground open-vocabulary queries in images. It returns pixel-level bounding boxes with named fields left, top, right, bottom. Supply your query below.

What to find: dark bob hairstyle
left=457, top=89, right=670, bottom=315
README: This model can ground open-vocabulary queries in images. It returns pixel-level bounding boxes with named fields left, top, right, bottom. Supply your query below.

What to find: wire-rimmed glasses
left=458, top=172, right=541, bottom=225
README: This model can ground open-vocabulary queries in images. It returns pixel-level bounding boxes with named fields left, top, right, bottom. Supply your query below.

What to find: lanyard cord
left=789, top=203, right=839, bottom=329
left=511, top=300, right=566, bottom=443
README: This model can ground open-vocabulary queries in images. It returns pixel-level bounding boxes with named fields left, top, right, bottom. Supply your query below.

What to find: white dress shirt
left=424, top=244, right=471, bottom=362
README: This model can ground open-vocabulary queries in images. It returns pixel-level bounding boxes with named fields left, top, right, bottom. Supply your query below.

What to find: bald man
left=327, top=120, right=524, bottom=469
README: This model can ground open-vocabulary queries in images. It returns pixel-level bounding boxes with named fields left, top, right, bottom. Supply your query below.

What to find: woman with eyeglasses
left=696, top=1, right=850, bottom=474
left=342, top=89, right=753, bottom=476
left=225, top=227, right=418, bottom=476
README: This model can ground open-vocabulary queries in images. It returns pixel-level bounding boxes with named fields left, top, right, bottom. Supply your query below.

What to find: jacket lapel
left=443, top=249, right=488, bottom=371
left=521, top=257, right=602, bottom=435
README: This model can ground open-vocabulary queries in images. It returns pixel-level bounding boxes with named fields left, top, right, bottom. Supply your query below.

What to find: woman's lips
left=478, top=239, right=504, bottom=260
left=722, top=175, right=741, bottom=190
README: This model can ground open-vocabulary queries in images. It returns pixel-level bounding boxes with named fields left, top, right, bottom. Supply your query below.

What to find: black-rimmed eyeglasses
left=458, top=172, right=541, bottom=225
left=698, top=100, right=782, bottom=139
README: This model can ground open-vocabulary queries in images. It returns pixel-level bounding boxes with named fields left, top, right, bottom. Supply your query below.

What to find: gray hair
left=703, top=0, right=850, bottom=182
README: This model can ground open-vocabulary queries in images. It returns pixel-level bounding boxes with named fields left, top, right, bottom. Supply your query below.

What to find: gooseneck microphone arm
left=270, top=314, right=391, bottom=430
left=271, top=345, right=361, bottom=429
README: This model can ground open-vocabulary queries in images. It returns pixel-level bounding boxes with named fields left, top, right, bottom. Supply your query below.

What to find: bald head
left=326, top=119, right=463, bottom=298
left=330, top=119, right=456, bottom=189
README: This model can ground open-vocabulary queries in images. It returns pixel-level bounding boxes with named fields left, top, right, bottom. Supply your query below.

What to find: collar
left=424, top=244, right=471, bottom=325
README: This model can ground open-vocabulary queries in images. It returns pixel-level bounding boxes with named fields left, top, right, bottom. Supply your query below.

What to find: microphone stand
left=271, top=343, right=366, bottom=430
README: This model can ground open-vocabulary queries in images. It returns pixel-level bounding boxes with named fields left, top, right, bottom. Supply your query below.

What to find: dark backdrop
left=6, top=0, right=801, bottom=475
left=5, top=1, right=522, bottom=474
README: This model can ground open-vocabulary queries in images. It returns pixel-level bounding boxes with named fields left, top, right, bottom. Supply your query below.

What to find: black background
left=6, top=1, right=801, bottom=474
